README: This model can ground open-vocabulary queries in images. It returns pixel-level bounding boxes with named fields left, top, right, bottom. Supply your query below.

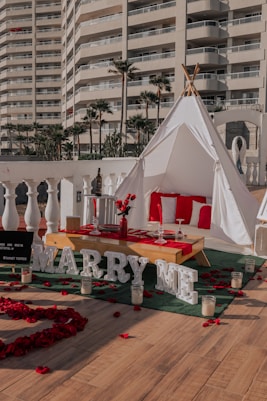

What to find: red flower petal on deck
left=119, top=333, right=129, bottom=339
left=155, top=291, right=164, bottom=295
left=35, top=366, right=50, bottom=374
left=257, top=276, right=263, bottom=280
left=215, top=318, right=221, bottom=325
left=133, top=305, right=141, bottom=311
left=200, top=272, right=211, bottom=279
left=43, top=281, right=52, bottom=287
left=237, top=290, right=244, bottom=297
left=113, top=311, right=121, bottom=318
left=202, top=322, right=210, bottom=327
left=4, top=287, right=12, bottom=291
left=143, top=290, right=153, bottom=298
left=61, top=290, right=68, bottom=296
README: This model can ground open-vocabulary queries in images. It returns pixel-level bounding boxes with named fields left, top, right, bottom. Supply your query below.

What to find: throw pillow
left=149, top=192, right=179, bottom=221
left=176, top=195, right=206, bottom=224
left=190, top=201, right=206, bottom=226
left=198, top=205, right=212, bottom=229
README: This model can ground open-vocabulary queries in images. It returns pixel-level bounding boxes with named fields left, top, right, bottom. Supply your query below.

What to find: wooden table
left=45, top=232, right=210, bottom=266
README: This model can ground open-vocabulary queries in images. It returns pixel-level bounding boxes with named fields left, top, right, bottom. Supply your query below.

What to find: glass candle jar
left=81, top=276, right=92, bottom=295
left=201, top=295, right=216, bottom=317
left=21, top=266, right=32, bottom=284
left=245, top=258, right=255, bottom=273
left=131, top=284, right=144, bottom=305
left=231, top=271, right=243, bottom=289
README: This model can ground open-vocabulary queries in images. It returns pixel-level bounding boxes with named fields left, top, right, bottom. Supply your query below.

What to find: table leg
left=195, top=250, right=211, bottom=267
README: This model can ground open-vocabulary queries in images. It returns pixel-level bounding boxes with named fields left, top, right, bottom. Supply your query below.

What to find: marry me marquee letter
left=155, top=259, right=198, bottom=305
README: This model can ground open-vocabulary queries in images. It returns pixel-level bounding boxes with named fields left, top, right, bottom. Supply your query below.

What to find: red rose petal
left=35, top=366, right=50, bottom=374
left=202, top=322, right=210, bottom=327
left=113, top=311, right=121, bottom=318
left=61, top=290, right=68, bottom=296
left=143, top=290, right=153, bottom=298
left=119, top=333, right=129, bottom=339
left=133, top=305, right=141, bottom=311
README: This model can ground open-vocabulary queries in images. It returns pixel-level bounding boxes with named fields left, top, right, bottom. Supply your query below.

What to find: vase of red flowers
left=115, top=193, right=136, bottom=239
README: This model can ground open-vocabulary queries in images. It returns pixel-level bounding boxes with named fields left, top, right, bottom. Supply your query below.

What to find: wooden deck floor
left=1, top=263, right=267, bottom=401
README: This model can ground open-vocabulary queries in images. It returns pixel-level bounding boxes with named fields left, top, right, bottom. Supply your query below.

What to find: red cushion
left=175, top=195, right=206, bottom=224
left=198, top=205, right=212, bottom=229
left=149, top=192, right=179, bottom=221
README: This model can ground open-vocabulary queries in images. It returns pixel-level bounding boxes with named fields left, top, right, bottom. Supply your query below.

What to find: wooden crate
left=66, top=216, right=80, bottom=231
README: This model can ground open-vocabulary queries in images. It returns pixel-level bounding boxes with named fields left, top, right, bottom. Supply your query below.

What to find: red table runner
left=60, top=226, right=193, bottom=256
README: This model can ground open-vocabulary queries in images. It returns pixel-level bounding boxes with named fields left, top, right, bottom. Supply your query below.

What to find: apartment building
left=0, top=0, right=62, bottom=154
left=61, top=0, right=267, bottom=158
left=1, top=0, right=267, bottom=169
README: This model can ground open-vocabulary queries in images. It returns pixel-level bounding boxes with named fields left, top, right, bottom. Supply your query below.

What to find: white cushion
left=161, top=196, right=177, bottom=223
left=190, top=200, right=206, bottom=226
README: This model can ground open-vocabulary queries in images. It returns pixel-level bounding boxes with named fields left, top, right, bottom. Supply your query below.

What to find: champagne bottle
left=95, top=167, right=102, bottom=196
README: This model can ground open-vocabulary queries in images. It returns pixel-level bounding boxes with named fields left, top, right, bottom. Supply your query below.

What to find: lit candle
left=81, top=276, right=92, bottom=295
left=231, top=271, right=243, bottom=289
left=21, top=267, right=32, bottom=284
left=131, top=284, right=144, bottom=305
left=201, top=295, right=216, bottom=317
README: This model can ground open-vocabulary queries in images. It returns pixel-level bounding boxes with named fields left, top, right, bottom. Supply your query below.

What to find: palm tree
left=138, top=91, right=158, bottom=119
left=62, top=141, right=73, bottom=160
left=91, top=99, right=113, bottom=155
left=108, top=59, right=138, bottom=147
left=149, top=75, right=171, bottom=126
left=3, top=123, right=15, bottom=154
left=15, top=134, right=27, bottom=154
left=65, top=123, right=86, bottom=158
left=102, top=130, right=121, bottom=157
left=142, top=119, right=156, bottom=144
left=83, top=105, right=98, bottom=154
left=45, top=124, right=68, bottom=160
left=127, top=114, right=146, bottom=145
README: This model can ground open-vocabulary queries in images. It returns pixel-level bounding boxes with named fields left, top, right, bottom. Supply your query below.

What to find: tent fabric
left=116, top=96, right=259, bottom=246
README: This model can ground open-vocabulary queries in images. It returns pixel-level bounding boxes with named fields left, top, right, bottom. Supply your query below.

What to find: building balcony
left=78, top=14, right=122, bottom=36
left=76, top=0, right=121, bottom=22
left=187, top=0, right=222, bottom=17
left=75, top=37, right=122, bottom=62
left=218, top=42, right=264, bottom=65
left=128, top=1, right=176, bottom=25
left=186, top=46, right=224, bottom=67
left=187, top=20, right=226, bottom=42
left=220, top=15, right=264, bottom=38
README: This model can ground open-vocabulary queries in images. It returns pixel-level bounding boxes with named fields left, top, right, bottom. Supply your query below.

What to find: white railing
left=128, top=1, right=175, bottom=16
left=0, top=158, right=136, bottom=243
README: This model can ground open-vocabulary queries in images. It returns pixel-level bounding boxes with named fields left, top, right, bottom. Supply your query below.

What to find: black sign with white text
left=0, top=231, right=33, bottom=264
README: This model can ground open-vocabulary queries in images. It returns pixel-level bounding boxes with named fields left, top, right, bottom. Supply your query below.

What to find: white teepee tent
left=116, top=66, right=259, bottom=246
